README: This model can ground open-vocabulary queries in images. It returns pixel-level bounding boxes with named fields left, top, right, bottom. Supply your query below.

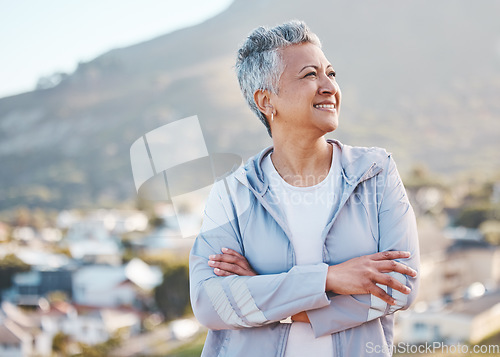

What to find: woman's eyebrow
left=298, top=65, right=318, bottom=74
left=298, top=64, right=334, bottom=74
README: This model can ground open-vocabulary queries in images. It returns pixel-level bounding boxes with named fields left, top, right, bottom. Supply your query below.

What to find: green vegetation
left=0, top=254, right=30, bottom=293
left=52, top=331, right=122, bottom=357
left=154, top=261, right=191, bottom=322
left=51, top=331, right=70, bottom=356
left=403, top=164, right=445, bottom=189
left=479, top=220, right=500, bottom=245
left=74, top=335, right=122, bottom=357
left=455, top=203, right=500, bottom=229
left=448, top=178, right=500, bottom=241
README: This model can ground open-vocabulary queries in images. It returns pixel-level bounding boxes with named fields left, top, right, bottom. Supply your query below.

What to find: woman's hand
left=326, top=251, right=417, bottom=305
left=208, top=248, right=257, bottom=276
left=209, top=248, right=310, bottom=322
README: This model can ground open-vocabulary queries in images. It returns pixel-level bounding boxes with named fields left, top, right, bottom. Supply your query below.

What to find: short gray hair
left=235, top=20, right=322, bottom=136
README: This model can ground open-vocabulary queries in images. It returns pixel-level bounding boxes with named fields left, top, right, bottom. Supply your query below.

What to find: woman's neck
left=270, top=136, right=332, bottom=187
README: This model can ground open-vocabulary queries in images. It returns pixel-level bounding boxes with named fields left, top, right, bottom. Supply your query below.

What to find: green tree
left=0, top=254, right=30, bottom=294
left=479, top=220, right=500, bottom=245
left=455, top=203, right=500, bottom=228
left=154, top=262, right=190, bottom=321
left=404, top=164, right=443, bottom=188
left=75, top=335, right=121, bottom=357
left=52, top=331, right=70, bottom=356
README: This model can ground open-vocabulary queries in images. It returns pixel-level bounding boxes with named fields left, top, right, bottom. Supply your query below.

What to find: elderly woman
left=189, top=20, right=419, bottom=357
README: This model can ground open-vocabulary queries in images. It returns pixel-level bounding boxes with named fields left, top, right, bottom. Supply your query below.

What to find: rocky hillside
left=1, top=0, right=499, bottom=210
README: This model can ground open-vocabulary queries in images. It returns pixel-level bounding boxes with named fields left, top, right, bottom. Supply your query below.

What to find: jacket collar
left=234, top=139, right=390, bottom=195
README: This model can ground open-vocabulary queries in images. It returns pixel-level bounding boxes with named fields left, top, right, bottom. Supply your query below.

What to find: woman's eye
left=305, top=72, right=317, bottom=77
left=328, top=72, right=336, bottom=78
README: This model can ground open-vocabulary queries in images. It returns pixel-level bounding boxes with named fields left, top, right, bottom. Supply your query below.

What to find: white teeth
left=314, top=104, right=335, bottom=109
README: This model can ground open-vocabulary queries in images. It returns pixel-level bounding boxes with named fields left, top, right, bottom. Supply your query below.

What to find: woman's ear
left=253, top=89, right=274, bottom=116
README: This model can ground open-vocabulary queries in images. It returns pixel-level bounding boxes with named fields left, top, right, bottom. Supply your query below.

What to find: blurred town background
left=1, top=0, right=500, bottom=356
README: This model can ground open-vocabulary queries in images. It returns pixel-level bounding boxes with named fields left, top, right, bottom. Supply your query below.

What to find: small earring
left=271, top=112, right=274, bottom=122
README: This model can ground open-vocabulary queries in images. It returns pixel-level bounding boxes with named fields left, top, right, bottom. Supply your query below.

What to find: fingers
left=213, top=268, right=234, bottom=277
left=369, top=284, right=397, bottom=305
left=377, top=260, right=417, bottom=277
left=374, top=272, right=412, bottom=296
left=209, top=252, right=241, bottom=265
left=370, top=251, right=418, bottom=281
left=208, top=248, right=257, bottom=276
left=370, top=256, right=416, bottom=296
left=208, top=260, right=246, bottom=275
left=221, top=247, right=243, bottom=257
left=209, top=247, right=246, bottom=264
left=371, top=250, right=411, bottom=261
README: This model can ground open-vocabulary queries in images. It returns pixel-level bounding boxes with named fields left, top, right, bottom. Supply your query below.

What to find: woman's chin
left=320, top=118, right=339, bottom=133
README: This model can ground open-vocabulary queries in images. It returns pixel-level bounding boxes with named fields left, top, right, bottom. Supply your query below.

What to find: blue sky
left=0, top=0, right=234, bottom=98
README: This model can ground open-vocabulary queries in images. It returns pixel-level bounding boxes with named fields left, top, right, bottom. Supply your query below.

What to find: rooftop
left=0, top=323, right=21, bottom=344
left=446, top=290, right=500, bottom=316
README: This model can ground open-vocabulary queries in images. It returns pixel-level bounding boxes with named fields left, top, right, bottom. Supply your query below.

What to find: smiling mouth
left=314, top=104, right=336, bottom=110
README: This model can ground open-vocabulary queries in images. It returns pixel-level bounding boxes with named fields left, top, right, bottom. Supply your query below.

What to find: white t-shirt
left=261, top=145, right=342, bottom=357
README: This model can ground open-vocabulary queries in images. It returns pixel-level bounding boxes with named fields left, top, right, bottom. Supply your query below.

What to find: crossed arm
left=190, top=156, right=419, bottom=334
left=208, top=248, right=417, bottom=323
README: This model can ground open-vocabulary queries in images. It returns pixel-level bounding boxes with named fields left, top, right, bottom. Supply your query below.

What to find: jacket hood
left=234, top=139, right=391, bottom=195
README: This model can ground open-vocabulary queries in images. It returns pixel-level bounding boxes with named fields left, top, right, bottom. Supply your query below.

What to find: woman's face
left=271, top=43, right=341, bottom=136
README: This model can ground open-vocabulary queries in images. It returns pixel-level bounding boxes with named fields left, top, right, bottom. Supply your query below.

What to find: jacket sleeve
left=307, top=156, right=420, bottom=338
left=189, top=178, right=331, bottom=330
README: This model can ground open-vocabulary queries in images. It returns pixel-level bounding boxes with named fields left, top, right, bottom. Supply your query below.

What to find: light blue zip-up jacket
left=189, top=139, right=420, bottom=357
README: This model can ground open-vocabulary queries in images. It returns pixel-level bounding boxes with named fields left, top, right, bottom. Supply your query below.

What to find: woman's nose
left=319, top=75, right=338, bottom=95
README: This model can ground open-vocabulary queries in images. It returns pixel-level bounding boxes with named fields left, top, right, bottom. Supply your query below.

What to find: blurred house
left=0, top=319, right=32, bottom=357
left=5, top=266, right=75, bottom=306
left=87, top=209, right=149, bottom=235
left=124, top=258, right=163, bottom=291
left=73, top=265, right=136, bottom=307
left=417, top=239, right=500, bottom=303
left=1, top=300, right=142, bottom=356
left=2, top=249, right=75, bottom=306
left=395, top=289, right=500, bottom=344
left=14, top=249, right=70, bottom=268
left=67, top=239, right=122, bottom=266
left=8, top=226, right=62, bottom=244
left=131, top=225, right=194, bottom=257
left=64, top=220, right=122, bottom=265
left=38, top=227, right=62, bottom=243
left=57, top=209, right=148, bottom=233
left=11, top=226, right=36, bottom=242
left=56, top=210, right=80, bottom=230
left=444, top=226, right=483, bottom=242
left=72, top=259, right=161, bottom=308
left=6, top=271, right=41, bottom=306
left=60, top=209, right=150, bottom=265
left=47, top=304, right=141, bottom=346
left=0, top=301, right=52, bottom=356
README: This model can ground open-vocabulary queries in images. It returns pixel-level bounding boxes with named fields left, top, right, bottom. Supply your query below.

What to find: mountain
left=1, top=0, right=500, bottom=210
